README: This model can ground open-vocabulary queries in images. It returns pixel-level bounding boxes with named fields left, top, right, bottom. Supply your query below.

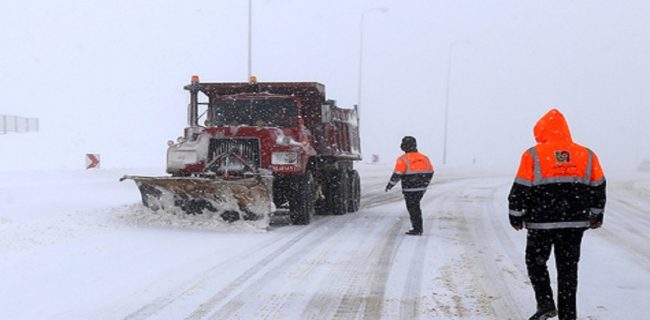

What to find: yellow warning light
left=191, top=75, right=200, bottom=84
left=249, top=76, right=257, bottom=84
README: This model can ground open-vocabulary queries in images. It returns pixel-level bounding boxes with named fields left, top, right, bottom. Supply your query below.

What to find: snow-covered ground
left=1, top=164, right=648, bottom=319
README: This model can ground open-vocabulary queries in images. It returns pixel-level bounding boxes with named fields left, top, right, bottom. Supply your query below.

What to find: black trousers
left=403, top=191, right=424, bottom=232
left=525, top=228, right=585, bottom=320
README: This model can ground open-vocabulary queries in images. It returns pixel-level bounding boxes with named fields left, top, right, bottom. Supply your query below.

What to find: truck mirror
left=321, top=104, right=332, bottom=123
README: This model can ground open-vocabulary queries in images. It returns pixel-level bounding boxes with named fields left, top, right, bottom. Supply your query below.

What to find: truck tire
left=347, top=170, right=361, bottom=212
left=329, top=169, right=349, bottom=215
left=290, top=171, right=315, bottom=225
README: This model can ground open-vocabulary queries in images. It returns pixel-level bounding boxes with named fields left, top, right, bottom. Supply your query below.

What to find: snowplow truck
left=121, top=76, right=362, bottom=227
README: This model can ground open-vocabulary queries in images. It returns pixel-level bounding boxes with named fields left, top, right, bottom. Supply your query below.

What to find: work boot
left=405, top=229, right=422, bottom=236
left=528, top=305, right=557, bottom=320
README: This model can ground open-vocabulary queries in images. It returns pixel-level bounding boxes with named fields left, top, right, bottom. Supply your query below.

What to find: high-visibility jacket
left=508, top=109, right=606, bottom=229
left=388, top=151, right=434, bottom=192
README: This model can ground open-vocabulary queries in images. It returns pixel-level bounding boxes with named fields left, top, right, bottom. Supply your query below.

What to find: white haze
left=1, top=0, right=649, bottom=172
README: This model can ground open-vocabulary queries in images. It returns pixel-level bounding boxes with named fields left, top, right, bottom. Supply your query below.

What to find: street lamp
left=442, top=40, right=471, bottom=165
left=248, top=0, right=253, bottom=80
left=357, top=7, right=388, bottom=113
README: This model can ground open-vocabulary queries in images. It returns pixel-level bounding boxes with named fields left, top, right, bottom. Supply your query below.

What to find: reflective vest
left=508, top=109, right=606, bottom=229
left=514, top=144, right=605, bottom=188
left=388, top=151, right=434, bottom=192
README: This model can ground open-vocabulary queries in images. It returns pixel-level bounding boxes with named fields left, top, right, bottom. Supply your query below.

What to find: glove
left=590, top=213, right=604, bottom=229
left=385, top=184, right=393, bottom=192
left=509, top=215, right=523, bottom=231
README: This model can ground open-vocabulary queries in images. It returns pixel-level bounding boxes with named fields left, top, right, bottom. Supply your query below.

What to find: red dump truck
left=122, top=76, right=362, bottom=227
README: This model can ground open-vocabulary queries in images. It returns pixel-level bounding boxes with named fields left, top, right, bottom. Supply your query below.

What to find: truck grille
left=208, top=138, right=261, bottom=168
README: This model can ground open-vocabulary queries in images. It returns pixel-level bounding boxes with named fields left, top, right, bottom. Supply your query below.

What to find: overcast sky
left=1, top=0, right=649, bottom=172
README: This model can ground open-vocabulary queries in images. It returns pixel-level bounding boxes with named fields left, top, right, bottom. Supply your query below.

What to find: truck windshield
left=213, top=98, right=299, bottom=127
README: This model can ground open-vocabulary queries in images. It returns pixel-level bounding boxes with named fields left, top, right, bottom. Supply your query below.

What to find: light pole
left=357, top=7, right=388, bottom=113
left=247, top=0, right=253, bottom=80
left=442, top=40, right=470, bottom=165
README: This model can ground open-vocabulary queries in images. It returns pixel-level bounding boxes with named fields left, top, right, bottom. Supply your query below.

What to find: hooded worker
left=508, top=109, right=606, bottom=320
left=385, top=136, right=434, bottom=235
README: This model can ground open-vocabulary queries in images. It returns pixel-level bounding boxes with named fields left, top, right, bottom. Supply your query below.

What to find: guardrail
left=0, top=115, right=39, bottom=134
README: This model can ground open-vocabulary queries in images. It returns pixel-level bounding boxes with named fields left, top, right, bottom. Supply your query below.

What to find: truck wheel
left=330, top=170, right=349, bottom=215
left=290, top=171, right=315, bottom=225
left=347, top=170, right=361, bottom=212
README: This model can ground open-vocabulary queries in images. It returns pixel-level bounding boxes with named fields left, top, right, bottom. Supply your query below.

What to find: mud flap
left=120, top=175, right=274, bottom=227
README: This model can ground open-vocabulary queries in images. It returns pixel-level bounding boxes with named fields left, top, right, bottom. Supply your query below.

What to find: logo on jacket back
left=555, top=150, right=570, bottom=163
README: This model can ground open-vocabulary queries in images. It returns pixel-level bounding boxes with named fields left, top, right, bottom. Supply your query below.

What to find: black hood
left=400, top=136, right=417, bottom=152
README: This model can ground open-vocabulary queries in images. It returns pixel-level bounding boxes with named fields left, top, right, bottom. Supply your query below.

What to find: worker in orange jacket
left=385, top=136, right=434, bottom=235
left=508, top=109, right=606, bottom=320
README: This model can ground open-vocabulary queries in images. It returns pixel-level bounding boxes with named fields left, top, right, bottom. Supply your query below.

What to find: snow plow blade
left=120, top=175, right=273, bottom=227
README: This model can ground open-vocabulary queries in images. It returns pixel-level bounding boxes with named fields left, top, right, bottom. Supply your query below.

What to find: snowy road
left=1, top=165, right=648, bottom=319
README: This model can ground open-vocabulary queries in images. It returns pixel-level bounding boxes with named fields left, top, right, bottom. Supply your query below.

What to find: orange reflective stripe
left=589, top=149, right=605, bottom=184
left=395, top=152, right=434, bottom=175
left=529, top=147, right=543, bottom=184
left=426, top=156, right=434, bottom=172
left=525, top=144, right=603, bottom=186
left=394, top=156, right=407, bottom=174
left=402, top=154, right=411, bottom=173
left=585, top=149, right=593, bottom=181
left=403, top=152, right=434, bottom=174
left=515, top=150, right=535, bottom=185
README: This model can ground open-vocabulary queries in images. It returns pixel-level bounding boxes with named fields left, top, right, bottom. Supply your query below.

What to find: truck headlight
left=168, top=150, right=198, bottom=166
left=272, top=152, right=298, bottom=165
